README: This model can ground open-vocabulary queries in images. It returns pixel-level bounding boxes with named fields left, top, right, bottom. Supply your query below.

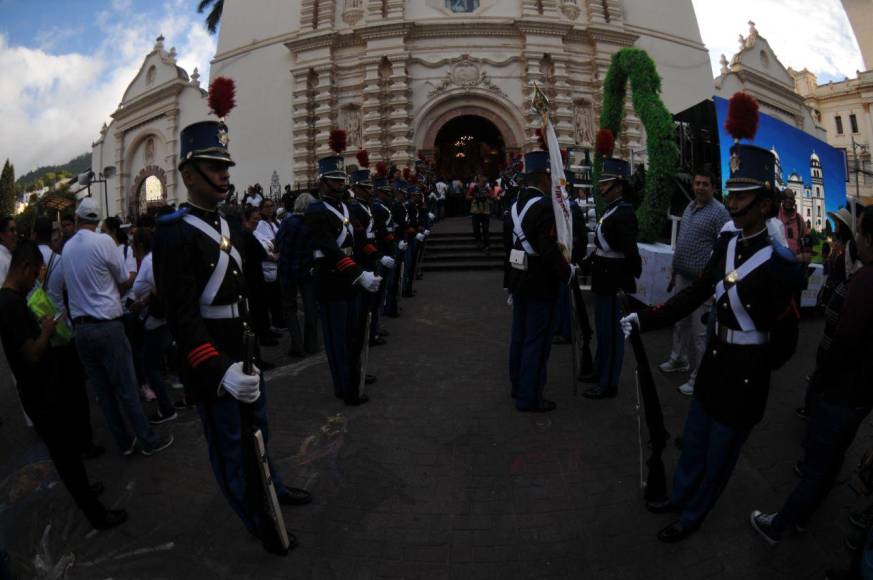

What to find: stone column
left=551, top=53, right=575, bottom=147
left=386, top=56, right=412, bottom=166
left=114, top=134, right=125, bottom=217
left=522, top=51, right=545, bottom=151
left=164, top=110, right=179, bottom=204
left=312, top=63, right=337, bottom=159
left=316, top=0, right=336, bottom=29
left=361, top=57, right=386, bottom=162
left=385, top=0, right=405, bottom=19
left=291, top=67, right=317, bottom=185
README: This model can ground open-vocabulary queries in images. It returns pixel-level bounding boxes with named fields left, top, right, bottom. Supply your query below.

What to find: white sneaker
left=122, top=437, right=138, bottom=456
left=659, top=359, right=690, bottom=373
left=678, top=382, right=694, bottom=396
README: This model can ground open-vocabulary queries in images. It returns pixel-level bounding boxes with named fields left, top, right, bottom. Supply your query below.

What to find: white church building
left=90, top=0, right=714, bottom=219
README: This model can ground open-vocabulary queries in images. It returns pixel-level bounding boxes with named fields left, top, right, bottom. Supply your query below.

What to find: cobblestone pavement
left=0, top=219, right=867, bottom=579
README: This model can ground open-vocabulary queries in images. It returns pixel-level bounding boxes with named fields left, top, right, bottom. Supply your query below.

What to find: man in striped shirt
left=660, top=168, right=730, bottom=396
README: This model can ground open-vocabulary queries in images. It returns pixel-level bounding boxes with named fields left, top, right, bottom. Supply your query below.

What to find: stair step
left=427, top=246, right=501, bottom=253
left=421, top=261, right=505, bottom=272
left=424, top=253, right=504, bottom=262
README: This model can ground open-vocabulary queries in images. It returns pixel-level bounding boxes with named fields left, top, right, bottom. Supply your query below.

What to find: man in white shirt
left=0, top=216, right=17, bottom=285
left=63, top=198, right=173, bottom=456
left=435, top=179, right=447, bottom=221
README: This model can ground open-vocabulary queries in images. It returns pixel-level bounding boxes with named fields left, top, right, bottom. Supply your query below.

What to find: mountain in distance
left=16, top=152, right=92, bottom=192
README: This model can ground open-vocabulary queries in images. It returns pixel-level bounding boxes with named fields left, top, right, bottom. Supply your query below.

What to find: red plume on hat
left=595, top=128, right=615, bottom=158
left=724, top=92, right=759, bottom=142
left=402, top=167, right=411, bottom=181
left=208, top=77, right=236, bottom=119
left=356, top=150, right=370, bottom=168
left=328, top=129, right=348, bottom=154
left=535, top=128, right=547, bottom=151
left=375, top=161, right=388, bottom=178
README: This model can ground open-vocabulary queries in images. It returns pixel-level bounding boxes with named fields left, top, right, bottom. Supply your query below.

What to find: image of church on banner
left=631, top=96, right=847, bottom=309
left=713, top=95, right=848, bottom=233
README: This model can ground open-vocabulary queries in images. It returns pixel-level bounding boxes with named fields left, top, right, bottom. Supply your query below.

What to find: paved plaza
left=0, top=219, right=867, bottom=580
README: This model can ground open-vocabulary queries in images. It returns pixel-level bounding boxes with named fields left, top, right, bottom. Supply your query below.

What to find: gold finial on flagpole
left=530, top=82, right=551, bottom=127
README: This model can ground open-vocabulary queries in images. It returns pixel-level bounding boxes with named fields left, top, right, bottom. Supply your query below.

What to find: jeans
left=143, top=324, right=176, bottom=417
left=672, top=399, right=751, bottom=526
left=593, top=293, right=624, bottom=390
left=281, top=277, right=319, bottom=354
left=669, top=274, right=709, bottom=385
left=509, top=295, right=556, bottom=409
left=75, top=320, right=160, bottom=451
left=776, top=396, right=870, bottom=529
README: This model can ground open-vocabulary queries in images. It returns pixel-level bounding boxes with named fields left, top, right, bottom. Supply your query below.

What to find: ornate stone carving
left=560, top=0, right=580, bottom=20
left=573, top=100, right=594, bottom=146
left=340, top=105, right=363, bottom=148
left=428, top=55, right=509, bottom=99
left=342, top=0, right=365, bottom=25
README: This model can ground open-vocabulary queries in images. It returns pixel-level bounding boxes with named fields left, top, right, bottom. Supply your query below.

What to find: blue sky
left=0, top=0, right=864, bottom=174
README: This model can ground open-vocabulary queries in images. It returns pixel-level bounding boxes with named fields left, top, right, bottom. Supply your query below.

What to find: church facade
left=91, top=0, right=713, bottom=218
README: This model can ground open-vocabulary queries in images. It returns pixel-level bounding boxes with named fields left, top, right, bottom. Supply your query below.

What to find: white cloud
left=1, top=0, right=216, bottom=174
left=691, top=0, right=864, bottom=81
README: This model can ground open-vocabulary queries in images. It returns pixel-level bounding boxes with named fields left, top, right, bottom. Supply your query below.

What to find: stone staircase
left=419, top=218, right=505, bottom=272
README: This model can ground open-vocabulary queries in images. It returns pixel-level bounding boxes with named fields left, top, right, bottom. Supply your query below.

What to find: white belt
left=595, top=248, right=625, bottom=259
left=716, top=323, right=769, bottom=345
left=200, top=303, right=241, bottom=320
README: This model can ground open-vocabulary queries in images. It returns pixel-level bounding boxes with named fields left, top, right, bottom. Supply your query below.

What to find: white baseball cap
left=75, top=198, right=101, bottom=221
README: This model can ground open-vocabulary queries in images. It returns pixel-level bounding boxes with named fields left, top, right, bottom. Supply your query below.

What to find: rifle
left=242, top=329, right=292, bottom=554
left=618, top=292, right=670, bottom=503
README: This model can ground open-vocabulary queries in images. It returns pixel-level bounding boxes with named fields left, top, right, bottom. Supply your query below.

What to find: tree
left=197, top=0, right=224, bottom=34
left=0, top=159, right=16, bottom=216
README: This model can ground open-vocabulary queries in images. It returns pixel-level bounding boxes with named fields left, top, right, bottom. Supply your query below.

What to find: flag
left=544, top=120, right=573, bottom=261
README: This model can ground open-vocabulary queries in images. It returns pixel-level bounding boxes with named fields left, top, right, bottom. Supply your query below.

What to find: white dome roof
left=788, top=171, right=802, bottom=182
left=810, top=150, right=820, bottom=163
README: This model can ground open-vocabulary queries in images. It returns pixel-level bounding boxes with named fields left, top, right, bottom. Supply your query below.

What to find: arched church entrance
left=434, top=115, right=506, bottom=181
left=130, top=165, right=168, bottom=217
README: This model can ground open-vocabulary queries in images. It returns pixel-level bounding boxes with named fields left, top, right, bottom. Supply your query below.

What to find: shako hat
left=723, top=92, right=776, bottom=195
left=524, top=151, right=550, bottom=175
left=179, top=77, right=237, bottom=169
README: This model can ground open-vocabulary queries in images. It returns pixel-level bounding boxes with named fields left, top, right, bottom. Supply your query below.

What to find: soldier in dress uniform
left=401, top=185, right=425, bottom=298
left=306, top=155, right=382, bottom=405
left=621, top=141, right=803, bottom=543
left=153, top=118, right=312, bottom=556
left=363, top=168, right=398, bottom=345
left=580, top=157, right=641, bottom=399
left=381, top=172, right=406, bottom=318
left=503, top=151, right=576, bottom=413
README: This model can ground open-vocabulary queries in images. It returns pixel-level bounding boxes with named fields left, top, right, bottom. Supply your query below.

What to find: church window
left=835, top=115, right=844, bottom=135
left=850, top=114, right=859, bottom=133
left=445, top=0, right=479, bottom=12
left=146, top=65, right=156, bottom=85
left=806, top=208, right=811, bottom=217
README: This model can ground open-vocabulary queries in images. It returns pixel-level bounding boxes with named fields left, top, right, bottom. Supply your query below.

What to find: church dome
left=788, top=171, right=802, bottom=183
left=810, top=150, right=821, bottom=164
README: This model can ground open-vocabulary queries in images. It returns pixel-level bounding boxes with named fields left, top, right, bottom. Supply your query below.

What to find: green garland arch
left=592, top=48, right=679, bottom=243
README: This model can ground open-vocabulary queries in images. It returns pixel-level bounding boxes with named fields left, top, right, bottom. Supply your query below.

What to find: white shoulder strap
left=511, top=197, right=542, bottom=256
left=714, top=234, right=773, bottom=331
left=595, top=205, right=620, bottom=252
left=183, top=213, right=243, bottom=306
left=323, top=201, right=353, bottom=248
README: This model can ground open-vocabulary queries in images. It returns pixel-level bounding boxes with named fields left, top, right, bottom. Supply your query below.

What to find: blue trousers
left=509, top=295, right=556, bottom=409
left=143, top=324, right=176, bottom=417
left=776, top=396, right=869, bottom=529
left=672, top=399, right=751, bottom=527
left=383, top=249, right=400, bottom=316
left=553, top=283, right=571, bottom=341
left=593, top=293, right=624, bottom=389
left=197, top=381, right=287, bottom=536
left=319, top=297, right=362, bottom=400
left=402, top=239, right=418, bottom=295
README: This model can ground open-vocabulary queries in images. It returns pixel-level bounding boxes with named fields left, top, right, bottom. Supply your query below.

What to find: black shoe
left=369, top=337, right=387, bottom=347
left=259, top=336, right=279, bottom=347
left=90, top=481, right=105, bottom=496
left=517, top=400, right=557, bottom=413
left=278, top=487, right=313, bottom=506
left=262, top=533, right=296, bottom=556
left=795, top=407, right=808, bottom=420
left=148, top=410, right=178, bottom=425
left=81, top=444, right=106, bottom=460
left=578, top=371, right=599, bottom=384
left=645, top=498, right=677, bottom=514
left=378, top=330, right=390, bottom=337
left=365, top=374, right=377, bottom=385
left=345, top=394, right=370, bottom=406
left=174, top=399, right=194, bottom=410
left=90, top=509, right=128, bottom=530
left=552, top=335, right=571, bottom=345
left=657, top=520, right=698, bottom=543
left=582, top=386, right=617, bottom=399
left=749, top=510, right=782, bottom=545
left=287, top=348, right=306, bottom=358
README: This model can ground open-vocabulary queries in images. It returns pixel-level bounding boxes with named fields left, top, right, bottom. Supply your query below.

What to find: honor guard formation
left=2, top=75, right=873, bottom=579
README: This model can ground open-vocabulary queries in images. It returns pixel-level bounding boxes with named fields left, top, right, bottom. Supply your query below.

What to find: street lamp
left=77, top=166, right=116, bottom=218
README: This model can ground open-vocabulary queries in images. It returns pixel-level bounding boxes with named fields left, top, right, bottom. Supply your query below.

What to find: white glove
left=428, top=212, right=435, bottom=221
left=567, top=263, right=579, bottom=284
left=220, top=362, right=261, bottom=403
left=424, top=229, right=431, bottom=237
left=620, top=313, right=639, bottom=339
left=504, top=288, right=513, bottom=306
left=380, top=256, right=396, bottom=270
left=398, top=241, right=408, bottom=251
left=416, top=233, right=426, bottom=242
left=354, top=270, right=382, bottom=293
